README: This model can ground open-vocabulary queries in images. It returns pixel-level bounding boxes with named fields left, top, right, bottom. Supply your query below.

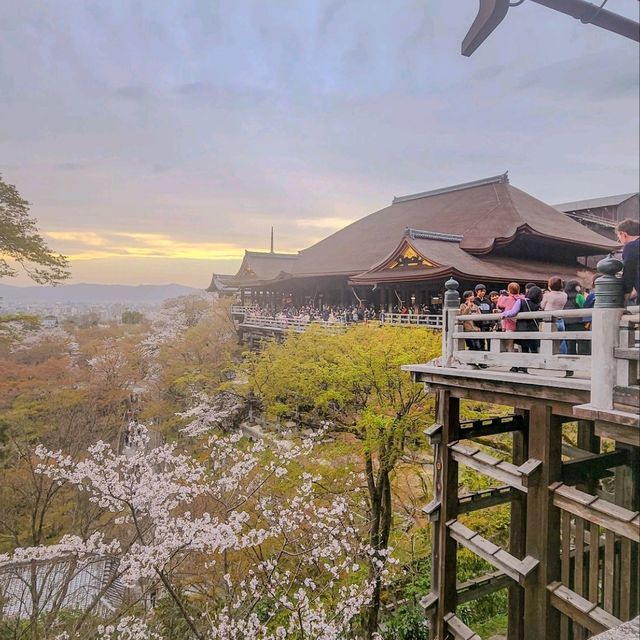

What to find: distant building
left=41, top=315, right=58, bottom=328
left=0, top=557, right=123, bottom=619
left=554, top=193, right=639, bottom=267
left=554, top=193, right=639, bottom=239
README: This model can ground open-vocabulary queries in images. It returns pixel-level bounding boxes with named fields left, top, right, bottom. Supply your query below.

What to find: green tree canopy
left=0, top=174, right=70, bottom=284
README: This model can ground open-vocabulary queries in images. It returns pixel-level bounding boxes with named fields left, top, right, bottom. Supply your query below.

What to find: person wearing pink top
left=497, top=283, right=523, bottom=351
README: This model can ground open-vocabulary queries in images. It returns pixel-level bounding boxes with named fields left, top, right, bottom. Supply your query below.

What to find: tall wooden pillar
left=240, top=288, right=245, bottom=305
left=431, top=390, right=460, bottom=639
left=508, top=410, right=528, bottom=640
left=524, top=405, right=561, bottom=639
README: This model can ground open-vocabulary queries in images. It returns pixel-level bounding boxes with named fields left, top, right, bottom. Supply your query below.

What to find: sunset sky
left=1, top=1, right=638, bottom=287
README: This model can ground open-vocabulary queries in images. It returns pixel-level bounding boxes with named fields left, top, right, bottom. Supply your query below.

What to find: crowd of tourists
left=242, top=302, right=437, bottom=325
left=458, top=218, right=640, bottom=375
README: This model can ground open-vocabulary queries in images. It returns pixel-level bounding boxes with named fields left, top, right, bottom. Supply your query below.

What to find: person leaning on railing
left=500, top=285, right=543, bottom=374
left=460, top=290, right=483, bottom=352
left=497, top=282, right=523, bottom=353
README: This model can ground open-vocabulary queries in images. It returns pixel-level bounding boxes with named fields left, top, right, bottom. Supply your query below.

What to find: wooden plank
left=444, top=612, right=481, bottom=640
left=588, top=522, right=600, bottom=607
left=594, top=421, right=640, bottom=447
left=457, top=571, right=511, bottom=605
left=575, top=517, right=585, bottom=599
left=432, top=392, right=460, bottom=640
left=619, top=537, right=631, bottom=621
left=449, top=443, right=527, bottom=492
left=509, top=419, right=527, bottom=640
left=457, top=486, right=514, bottom=515
left=604, top=530, right=615, bottom=614
left=455, top=350, right=590, bottom=372
left=561, top=510, right=572, bottom=640
left=614, top=385, right=640, bottom=407
left=459, top=414, right=526, bottom=439
left=614, top=347, right=640, bottom=361
left=552, top=485, right=640, bottom=541
left=524, top=406, right=562, bottom=639
left=561, top=450, right=628, bottom=485
left=452, top=330, right=592, bottom=341
left=548, top=582, right=622, bottom=634
left=447, top=519, right=538, bottom=586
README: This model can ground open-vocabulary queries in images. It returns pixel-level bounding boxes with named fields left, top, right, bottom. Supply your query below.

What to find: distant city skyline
left=1, top=1, right=638, bottom=287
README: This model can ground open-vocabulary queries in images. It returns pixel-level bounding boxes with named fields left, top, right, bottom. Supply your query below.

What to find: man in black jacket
left=473, top=284, right=492, bottom=351
left=617, top=219, right=639, bottom=305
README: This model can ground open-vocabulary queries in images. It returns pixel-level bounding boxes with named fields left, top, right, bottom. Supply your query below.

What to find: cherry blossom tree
left=0, top=410, right=388, bottom=639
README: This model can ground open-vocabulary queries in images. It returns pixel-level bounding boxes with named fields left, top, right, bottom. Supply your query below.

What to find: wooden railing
left=240, top=314, right=345, bottom=334
left=550, top=482, right=639, bottom=637
left=380, top=313, right=443, bottom=328
left=451, top=308, right=593, bottom=374
left=231, top=305, right=258, bottom=315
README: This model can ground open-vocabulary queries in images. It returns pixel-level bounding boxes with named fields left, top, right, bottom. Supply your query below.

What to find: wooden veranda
left=404, top=256, right=639, bottom=640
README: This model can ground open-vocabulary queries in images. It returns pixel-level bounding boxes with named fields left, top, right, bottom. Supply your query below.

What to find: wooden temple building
left=207, top=173, right=619, bottom=311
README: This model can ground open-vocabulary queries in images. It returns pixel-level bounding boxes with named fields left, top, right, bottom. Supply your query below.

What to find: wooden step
left=449, top=442, right=541, bottom=492
left=550, top=483, right=640, bottom=541
left=443, top=612, right=481, bottom=640
left=547, top=582, right=622, bottom=635
left=447, top=519, right=538, bottom=586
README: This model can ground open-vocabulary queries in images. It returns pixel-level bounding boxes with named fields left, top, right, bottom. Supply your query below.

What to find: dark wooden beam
left=424, top=487, right=514, bottom=522
left=459, top=414, right=526, bottom=439
left=457, top=570, right=511, bottom=605
left=561, top=450, right=629, bottom=485
left=547, top=582, right=622, bottom=635
left=447, top=519, right=538, bottom=586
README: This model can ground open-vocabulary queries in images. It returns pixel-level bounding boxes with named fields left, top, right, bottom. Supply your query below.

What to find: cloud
left=112, top=85, right=150, bottom=101
left=45, top=230, right=247, bottom=262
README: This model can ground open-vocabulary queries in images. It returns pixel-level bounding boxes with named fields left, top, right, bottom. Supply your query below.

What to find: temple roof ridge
left=393, top=172, right=509, bottom=204
left=405, top=227, right=464, bottom=243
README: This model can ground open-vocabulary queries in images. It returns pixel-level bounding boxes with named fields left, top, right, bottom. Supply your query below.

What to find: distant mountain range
left=0, top=283, right=203, bottom=305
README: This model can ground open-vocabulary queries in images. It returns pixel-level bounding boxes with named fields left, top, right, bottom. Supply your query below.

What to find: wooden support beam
left=431, top=392, right=460, bottom=640
left=424, top=422, right=443, bottom=444
left=421, top=571, right=510, bottom=616
left=561, top=450, right=629, bottom=485
left=444, top=612, right=481, bottom=640
left=449, top=441, right=540, bottom=492
left=456, top=570, right=511, bottom=605
left=509, top=417, right=528, bottom=640
left=551, top=482, right=640, bottom=541
left=547, top=582, right=622, bottom=635
left=424, top=486, right=514, bottom=522
left=447, top=519, right=538, bottom=586
left=458, top=414, right=526, bottom=439
left=524, top=405, right=562, bottom=639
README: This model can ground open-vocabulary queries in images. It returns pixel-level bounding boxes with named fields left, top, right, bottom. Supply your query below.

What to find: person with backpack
left=500, top=285, right=543, bottom=373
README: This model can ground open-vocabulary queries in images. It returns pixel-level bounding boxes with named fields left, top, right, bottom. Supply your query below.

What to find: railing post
left=591, top=254, right=624, bottom=410
left=442, top=277, right=460, bottom=367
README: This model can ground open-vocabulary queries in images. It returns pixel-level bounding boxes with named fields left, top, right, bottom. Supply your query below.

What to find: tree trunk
left=365, top=466, right=392, bottom=639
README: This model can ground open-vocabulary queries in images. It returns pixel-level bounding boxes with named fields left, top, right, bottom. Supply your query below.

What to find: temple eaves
left=392, top=172, right=509, bottom=204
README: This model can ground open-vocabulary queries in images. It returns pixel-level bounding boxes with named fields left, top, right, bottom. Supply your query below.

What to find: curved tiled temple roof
left=290, top=173, right=617, bottom=279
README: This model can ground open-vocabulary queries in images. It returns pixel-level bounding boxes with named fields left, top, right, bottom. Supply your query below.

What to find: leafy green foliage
left=0, top=175, right=70, bottom=284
